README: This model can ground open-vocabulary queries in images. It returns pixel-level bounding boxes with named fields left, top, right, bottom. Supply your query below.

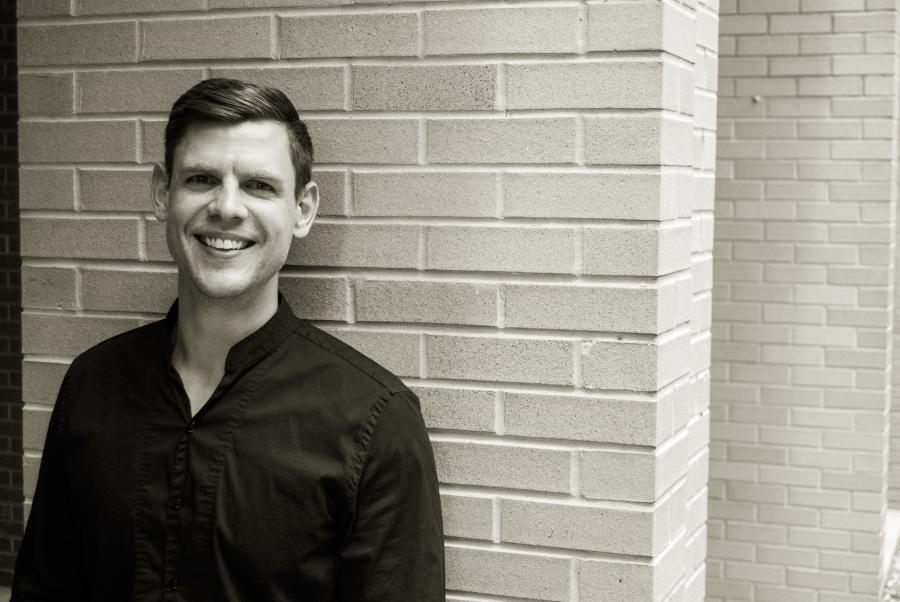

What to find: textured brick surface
left=15, top=0, right=715, bottom=597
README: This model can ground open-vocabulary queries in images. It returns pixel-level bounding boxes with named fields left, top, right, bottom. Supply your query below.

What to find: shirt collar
left=163, top=292, right=299, bottom=374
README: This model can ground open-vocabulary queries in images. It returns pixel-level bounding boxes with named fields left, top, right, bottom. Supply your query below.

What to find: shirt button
left=186, top=421, right=195, bottom=434
left=168, top=577, right=178, bottom=590
left=172, top=497, right=182, bottom=510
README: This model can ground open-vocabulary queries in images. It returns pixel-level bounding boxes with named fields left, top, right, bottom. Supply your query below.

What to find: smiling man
left=12, top=79, right=445, bottom=601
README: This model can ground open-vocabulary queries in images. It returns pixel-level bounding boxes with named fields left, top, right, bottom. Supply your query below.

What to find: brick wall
left=0, top=0, right=21, bottom=585
left=17, top=1, right=717, bottom=599
left=710, top=0, right=899, bottom=600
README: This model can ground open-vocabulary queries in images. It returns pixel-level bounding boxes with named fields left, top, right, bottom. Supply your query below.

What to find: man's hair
left=164, top=78, right=314, bottom=194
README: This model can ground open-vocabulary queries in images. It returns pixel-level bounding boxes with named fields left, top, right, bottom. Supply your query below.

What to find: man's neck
left=173, top=283, right=279, bottom=376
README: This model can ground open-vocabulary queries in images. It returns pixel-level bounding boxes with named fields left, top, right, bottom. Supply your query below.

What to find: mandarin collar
left=163, top=292, right=298, bottom=374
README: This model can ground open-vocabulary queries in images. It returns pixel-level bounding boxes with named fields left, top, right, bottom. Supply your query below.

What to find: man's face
left=152, top=120, right=317, bottom=303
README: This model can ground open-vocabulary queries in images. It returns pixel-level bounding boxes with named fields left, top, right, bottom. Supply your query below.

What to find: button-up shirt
left=13, top=297, right=445, bottom=601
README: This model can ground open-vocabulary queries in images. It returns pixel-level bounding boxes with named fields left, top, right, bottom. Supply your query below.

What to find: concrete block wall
left=17, top=1, right=717, bottom=599
left=711, top=0, right=899, bottom=600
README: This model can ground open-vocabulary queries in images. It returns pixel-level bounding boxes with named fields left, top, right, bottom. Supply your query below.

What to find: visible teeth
left=202, top=236, right=249, bottom=251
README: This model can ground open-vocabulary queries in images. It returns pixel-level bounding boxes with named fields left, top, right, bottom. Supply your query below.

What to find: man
left=13, top=78, right=445, bottom=601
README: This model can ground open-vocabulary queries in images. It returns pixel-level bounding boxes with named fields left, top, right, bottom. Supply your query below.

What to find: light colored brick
left=425, top=7, right=578, bottom=55
left=501, top=499, right=656, bottom=555
left=288, top=223, right=419, bottom=269
left=413, top=386, right=494, bottom=432
left=22, top=267, right=76, bottom=311
left=307, top=119, right=419, bottom=165
left=79, top=0, right=203, bottom=13
left=426, top=225, right=575, bottom=274
left=582, top=331, right=691, bottom=392
left=140, top=119, right=166, bottom=164
left=20, top=121, right=137, bottom=163
left=80, top=168, right=151, bottom=212
left=81, top=269, right=175, bottom=314
left=433, top=439, right=570, bottom=493
left=771, top=13, right=832, bottom=32
left=352, top=172, right=495, bottom=217
left=425, top=335, right=573, bottom=385
left=282, top=13, right=417, bottom=58
left=353, top=65, right=495, bottom=111
left=141, top=16, right=272, bottom=61
left=445, top=546, right=570, bottom=601
left=355, top=279, right=496, bottom=326
left=22, top=313, right=143, bottom=357
left=583, top=223, right=691, bottom=276
left=78, top=69, right=203, bottom=114
left=19, top=21, right=136, bottom=66
left=585, top=114, right=694, bottom=166
left=17, top=0, right=69, bottom=17
left=210, top=67, right=344, bottom=112
left=19, top=73, right=73, bottom=117
left=280, top=275, right=347, bottom=322
left=19, top=168, right=74, bottom=210
left=428, top=118, right=576, bottom=164
left=440, top=495, right=492, bottom=540
left=582, top=435, right=687, bottom=502
left=587, top=1, right=696, bottom=61
left=323, top=329, right=420, bottom=377
left=23, top=360, right=69, bottom=406
left=22, top=218, right=141, bottom=260
left=508, top=61, right=666, bottom=110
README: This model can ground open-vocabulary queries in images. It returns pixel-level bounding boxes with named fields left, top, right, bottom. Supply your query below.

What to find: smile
left=197, top=235, right=254, bottom=251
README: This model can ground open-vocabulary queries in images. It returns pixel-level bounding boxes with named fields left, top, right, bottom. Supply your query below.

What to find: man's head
left=164, top=78, right=313, bottom=196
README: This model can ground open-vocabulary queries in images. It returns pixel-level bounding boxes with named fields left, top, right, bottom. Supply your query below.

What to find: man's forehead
left=173, top=120, right=292, bottom=169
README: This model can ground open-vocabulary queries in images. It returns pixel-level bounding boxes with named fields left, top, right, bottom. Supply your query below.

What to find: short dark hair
left=164, top=78, right=313, bottom=194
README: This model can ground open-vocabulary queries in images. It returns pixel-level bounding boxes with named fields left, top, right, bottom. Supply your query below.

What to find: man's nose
left=207, top=181, right=248, bottom=221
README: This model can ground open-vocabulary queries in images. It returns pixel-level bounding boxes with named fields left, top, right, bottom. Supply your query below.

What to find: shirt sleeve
left=12, top=370, right=85, bottom=601
left=338, top=390, right=445, bottom=601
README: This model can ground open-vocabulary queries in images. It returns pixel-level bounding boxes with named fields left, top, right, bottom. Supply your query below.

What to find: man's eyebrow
left=180, top=163, right=220, bottom=173
left=243, top=168, right=284, bottom=182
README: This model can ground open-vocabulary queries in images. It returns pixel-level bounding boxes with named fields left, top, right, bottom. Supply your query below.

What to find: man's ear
left=151, top=163, right=170, bottom=221
left=293, top=181, right=319, bottom=239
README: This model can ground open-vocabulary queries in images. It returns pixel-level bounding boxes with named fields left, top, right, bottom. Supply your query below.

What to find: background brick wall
left=0, top=0, right=21, bottom=585
left=16, top=0, right=717, bottom=599
left=710, top=0, right=899, bottom=600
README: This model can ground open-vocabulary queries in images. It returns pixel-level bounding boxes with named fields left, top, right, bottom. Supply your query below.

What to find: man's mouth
left=196, top=235, right=254, bottom=251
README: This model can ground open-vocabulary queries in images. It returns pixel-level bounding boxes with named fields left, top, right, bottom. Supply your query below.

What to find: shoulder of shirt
left=66, top=320, right=161, bottom=375
left=289, top=318, right=411, bottom=398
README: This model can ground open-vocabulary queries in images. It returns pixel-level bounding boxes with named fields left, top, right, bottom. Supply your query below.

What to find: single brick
left=287, top=223, right=419, bottom=268
left=20, top=121, right=137, bottom=163
left=19, top=21, right=137, bottom=66
left=17, top=0, right=69, bottom=17
left=353, top=172, right=495, bottom=217
left=281, top=13, right=418, bottom=58
left=22, top=360, right=69, bottom=406
left=79, top=0, right=203, bottom=14
left=440, top=495, right=493, bottom=540
left=141, top=16, right=272, bottom=61
left=504, top=393, right=660, bottom=445
left=78, top=69, right=203, bottom=114
left=506, top=62, right=666, bottom=110
left=504, top=172, right=674, bottom=220
left=353, top=65, right=496, bottom=111
left=426, top=225, right=575, bottom=273
left=307, top=119, right=419, bottom=164
left=80, top=168, right=152, bottom=212
left=501, top=499, right=656, bottom=555
left=210, top=67, right=345, bottom=112
left=425, top=7, right=578, bottom=55
left=584, top=115, right=694, bottom=166
left=19, top=168, right=74, bottom=210
left=432, top=440, right=570, bottom=493
left=23, top=407, right=52, bottom=451
left=140, top=119, right=166, bottom=163
left=280, top=275, right=347, bottom=322
left=81, top=269, right=176, bottom=313
left=22, top=218, right=141, bottom=260
left=583, top=223, right=692, bottom=276
left=18, top=73, right=73, bottom=117
left=22, top=313, right=143, bottom=356
left=145, top=219, right=170, bottom=262
left=312, top=170, right=346, bottom=216
left=427, top=118, right=576, bottom=164
left=320, top=329, right=419, bottom=377
left=580, top=538, right=683, bottom=602
left=22, top=266, right=77, bottom=311
left=355, top=279, right=497, bottom=326
left=412, top=386, right=494, bottom=432
left=581, top=331, right=691, bottom=392
left=587, top=1, right=696, bottom=61
left=425, top=334, right=573, bottom=385
left=505, top=282, right=675, bottom=334
left=446, top=546, right=570, bottom=601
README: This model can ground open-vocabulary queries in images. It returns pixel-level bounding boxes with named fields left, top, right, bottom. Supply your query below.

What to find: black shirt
left=13, top=297, right=445, bottom=601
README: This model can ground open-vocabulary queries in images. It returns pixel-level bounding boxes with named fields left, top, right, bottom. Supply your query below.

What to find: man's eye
left=246, top=180, right=275, bottom=192
left=186, top=175, right=213, bottom=186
